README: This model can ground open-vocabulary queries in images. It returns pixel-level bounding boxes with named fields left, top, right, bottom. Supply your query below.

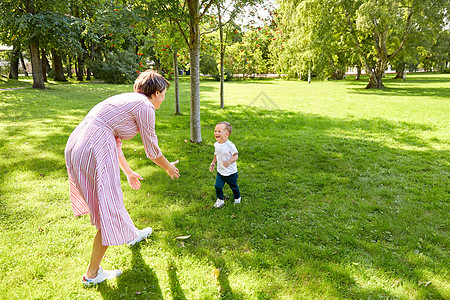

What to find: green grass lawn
left=0, top=74, right=448, bottom=299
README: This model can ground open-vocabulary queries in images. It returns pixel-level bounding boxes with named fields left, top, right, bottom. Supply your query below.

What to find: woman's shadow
left=98, top=244, right=163, bottom=299
left=209, top=256, right=236, bottom=300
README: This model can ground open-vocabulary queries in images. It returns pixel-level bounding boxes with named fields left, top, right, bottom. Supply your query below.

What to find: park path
left=1, top=81, right=105, bottom=91
left=0, top=87, right=28, bottom=91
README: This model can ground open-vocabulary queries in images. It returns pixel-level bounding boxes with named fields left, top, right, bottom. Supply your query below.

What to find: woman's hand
left=127, top=171, right=143, bottom=190
left=210, top=162, right=216, bottom=172
left=166, top=160, right=180, bottom=180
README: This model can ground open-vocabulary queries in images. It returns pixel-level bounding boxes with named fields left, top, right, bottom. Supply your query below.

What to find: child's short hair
left=218, top=121, right=232, bottom=135
left=134, top=70, right=170, bottom=97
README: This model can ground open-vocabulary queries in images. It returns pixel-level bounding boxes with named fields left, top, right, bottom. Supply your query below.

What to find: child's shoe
left=81, top=266, right=122, bottom=286
left=127, top=227, right=153, bottom=246
left=213, top=199, right=225, bottom=208
left=234, top=197, right=241, bottom=204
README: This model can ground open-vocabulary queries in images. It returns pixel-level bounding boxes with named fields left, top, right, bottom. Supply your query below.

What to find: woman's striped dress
left=65, top=92, right=162, bottom=246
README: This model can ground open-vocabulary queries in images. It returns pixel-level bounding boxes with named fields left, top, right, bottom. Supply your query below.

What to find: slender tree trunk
left=86, top=42, right=93, bottom=80
left=52, top=50, right=67, bottom=81
left=219, top=52, right=224, bottom=108
left=173, top=49, right=181, bottom=115
left=218, top=4, right=225, bottom=109
left=41, top=48, right=49, bottom=82
left=20, top=54, right=28, bottom=76
left=77, top=54, right=84, bottom=81
left=86, top=68, right=91, bottom=80
left=356, top=66, right=361, bottom=80
left=187, top=0, right=202, bottom=143
left=308, top=62, right=311, bottom=83
left=30, top=40, right=45, bottom=89
left=9, top=44, right=19, bottom=79
left=67, top=57, right=73, bottom=78
left=77, top=40, right=86, bottom=81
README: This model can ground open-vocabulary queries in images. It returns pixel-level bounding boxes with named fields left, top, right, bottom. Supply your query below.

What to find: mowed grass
left=0, top=74, right=448, bottom=299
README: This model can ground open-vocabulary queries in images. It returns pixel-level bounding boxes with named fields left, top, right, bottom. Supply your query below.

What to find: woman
left=65, top=70, right=179, bottom=286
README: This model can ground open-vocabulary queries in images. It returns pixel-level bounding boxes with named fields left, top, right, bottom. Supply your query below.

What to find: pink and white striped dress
left=65, top=92, right=162, bottom=246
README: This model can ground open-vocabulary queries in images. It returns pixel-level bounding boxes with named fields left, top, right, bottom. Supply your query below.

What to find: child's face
left=214, top=124, right=230, bottom=143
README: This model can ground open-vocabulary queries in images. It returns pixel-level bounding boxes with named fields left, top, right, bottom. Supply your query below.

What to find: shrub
left=90, top=50, right=139, bottom=84
left=213, top=70, right=234, bottom=81
left=200, top=53, right=218, bottom=77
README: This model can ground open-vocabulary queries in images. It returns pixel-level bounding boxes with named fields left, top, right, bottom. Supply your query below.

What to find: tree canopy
left=276, top=0, right=449, bottom=88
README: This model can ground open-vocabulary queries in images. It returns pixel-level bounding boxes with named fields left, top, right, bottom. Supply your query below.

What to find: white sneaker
left=213, top=199, right=225, bottom=208
left=127, top=227, right=153, bottom=246
left=234, top=197, right=241, bottom=204
left=81, top=266, right=122, bottom=286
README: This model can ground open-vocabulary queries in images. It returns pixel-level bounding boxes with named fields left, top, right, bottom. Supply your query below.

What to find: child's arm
left=210, top=155, right=217, bottom=172
left=223, top=153, right=238, bottom=168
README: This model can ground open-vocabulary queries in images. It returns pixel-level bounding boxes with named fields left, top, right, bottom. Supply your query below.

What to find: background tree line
left=1, top=0, right=448, bottom=87
left=1, top=0, right=448, bottom=141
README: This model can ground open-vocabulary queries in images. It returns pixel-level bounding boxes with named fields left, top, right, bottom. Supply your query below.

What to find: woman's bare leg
left=85, top=229, right=108, bottom=278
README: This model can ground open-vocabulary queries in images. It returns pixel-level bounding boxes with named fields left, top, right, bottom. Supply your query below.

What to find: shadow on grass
left=168, top=260, right=187, bottom=300
left=348, top=85, right=450, bottom=99
left=209, top=256, right=237, bottom=300
left=98, top=245, right=164, bottom=299
left=346, top=74, right=450, bottom=98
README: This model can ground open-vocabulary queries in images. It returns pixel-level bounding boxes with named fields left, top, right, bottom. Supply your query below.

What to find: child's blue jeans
left=215, top=172, right=240, bottom=200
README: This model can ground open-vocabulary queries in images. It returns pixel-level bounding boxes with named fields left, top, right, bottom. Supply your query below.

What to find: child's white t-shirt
left=214, top=140, right=238, bottom=176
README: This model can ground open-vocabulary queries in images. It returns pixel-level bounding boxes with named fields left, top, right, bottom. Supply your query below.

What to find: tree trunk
left=52, top=50, right=67, bottom=82
left=20, top=54, right=28, bottom=76
left=86, top=42, right=93, bottom=81
left=394, top=63, right=405, bottom=80
left=26, top=0, right=44, bottom=88
left=30, top=40, right=45, bottom=89
left=173, top=49, right=181, bottom=115
left=77, top=40, right=86, bottom=81
left=67, top=57, right=72, bottom=78
left=219, top=51, right=224, bottom=108
left=218, top=4, right=225, bottom=109
left=41, top=48, right=48, bottom=82
left=345, top=10, right=388, bottom=89
left=76, top=54, right=84, bottom=81
left=86, top=68, right=91, bottom=80
left=394, top=69, right=404, bottom=79
left=187, top=0, right=202, bottom=143
left=9, top=44, right=19, bottom=80
left=355, top=66, right=361, bottom=80
left=365, top=58, right=387, bottom=89
left=307, top=62, right=311, bottom=83
left=332, top=69, right=345, bottom=80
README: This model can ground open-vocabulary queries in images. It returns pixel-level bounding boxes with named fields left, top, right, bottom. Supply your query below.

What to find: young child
left=209, top=121, right=241, bottom=208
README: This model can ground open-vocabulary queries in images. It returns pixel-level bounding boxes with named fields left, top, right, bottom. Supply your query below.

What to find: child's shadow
left=98, top=245, right=163, bottom=299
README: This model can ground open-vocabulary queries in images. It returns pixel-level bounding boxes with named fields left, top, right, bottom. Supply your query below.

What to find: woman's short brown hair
left=134, top=70, right=170, bottom=97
